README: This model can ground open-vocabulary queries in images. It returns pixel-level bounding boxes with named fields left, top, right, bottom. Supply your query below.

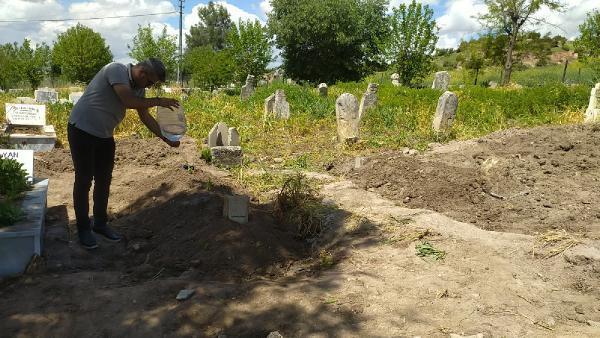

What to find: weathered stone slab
left=240, top=75, right=256, bottom=100
left=2, top=125, right=57, bottom=152
left=391, top=73, right=400, bottom=86
left=359, top=83, right=378, bottom=118
left=264, top=94, right=275, bottom=119
left=208, top=122, right=230, bottom=147
left=69, top=91, right=84, bottom=104
left=432, top=91, right=458, bottom=132
left=432, top=71, right=450, bottom=90
left=210, top=146, right=243, bottom=167
left=34, top=88, right=58, bottom=103
left=223, top=194, right=249, bottom=224
left=274, top=89, right=290, bottom=119
left=14, top=97, right=36, bottom=104
left=318, top=83, right=328, bottom=97
left=584, top=83, right=600, bottom=123
left=228, top=127, right=240, bottom=146
left=5, top=103, right=46, bottom=126
left=336, top=93, right=360, bottom=143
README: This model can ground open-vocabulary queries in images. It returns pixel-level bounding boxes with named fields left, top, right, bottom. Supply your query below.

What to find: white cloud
left=259, top=0, right=272, bottom=18
left=435, top=0, right=487, bottom=48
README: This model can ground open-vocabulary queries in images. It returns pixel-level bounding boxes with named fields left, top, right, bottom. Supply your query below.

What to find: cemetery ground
left=1, top=82, right=600, bottom=336
left=1, top=124, right=600, bottom=336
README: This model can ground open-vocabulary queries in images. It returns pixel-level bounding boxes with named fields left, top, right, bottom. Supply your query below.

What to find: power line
left=0, top=11, right=177, bottom=23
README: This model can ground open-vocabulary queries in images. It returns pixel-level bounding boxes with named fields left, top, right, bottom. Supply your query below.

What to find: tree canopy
left=268, top=0, right=389, bottom=83
left=384, top=0, right=438, bottom=86
left=227, top=19, right=272, bottom=82
left=128, top=24, right=177, bottom=79
left=52, top=23, right=113, bottom=83
left=186, top=1, right=233, bottom=51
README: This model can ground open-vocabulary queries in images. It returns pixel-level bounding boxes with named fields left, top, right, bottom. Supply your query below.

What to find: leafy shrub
left=0, top=157, right=30, bottom=199
left=0, top=157, right=30, bottom=227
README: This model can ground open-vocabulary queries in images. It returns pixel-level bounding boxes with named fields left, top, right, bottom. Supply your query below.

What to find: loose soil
left=1, top=125, right=600, bottom=337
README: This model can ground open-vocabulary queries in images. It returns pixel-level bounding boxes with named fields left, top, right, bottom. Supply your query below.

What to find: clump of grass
left=319, top=249, right=335, bottom=268
left=532, top=230, right=580, bottom=259
left=273, top=173, right=329, bottom=239
left=415, top=241, right=446, bottom=260
left=200, top=148, right=212, bottom=163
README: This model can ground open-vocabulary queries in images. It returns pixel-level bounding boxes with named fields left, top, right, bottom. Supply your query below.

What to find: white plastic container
left=157, top=105, right=187, bottom=141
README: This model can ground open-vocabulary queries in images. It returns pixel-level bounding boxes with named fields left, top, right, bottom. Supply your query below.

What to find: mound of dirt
left=34, top=136, right=309, bottom=282
left=341, top=124, right=600, bottom=238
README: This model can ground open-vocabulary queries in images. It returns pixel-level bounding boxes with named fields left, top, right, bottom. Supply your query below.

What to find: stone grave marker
left=585, top=83, right=600, bottom=123
left=359, top=83, right=378, bottom=118
left=240, top=74, right=256, bottom=100
left=264, top=94, right=275, bottom=119
left=318, top=83, right=328, bottom=97
left=274, top=89, right=290, bottom=119
left=228, top=127, right=240, bottom=146
left=207, top=122, right=243, bottom=166
left=0, top=149, right=34, bottom=181
left=286, top=78, right=296, bottom=85
left=14, top=97, right=37, bottom=104
left=432, top=71, right=450, bottom=91
left=222, top=194, right=249, bottom=224
left=5, top=103, right=45, bottom=126
left=69, top=92, right=84, bottom=104
left=34, top=87, right=58, bottom=103
left=336, top=93, right=360, bottom=143
left=432, top=91, right=458, bottom=132
left=391, top=73, right=400, bottom=86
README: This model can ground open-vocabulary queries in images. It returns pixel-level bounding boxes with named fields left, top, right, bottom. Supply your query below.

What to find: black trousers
left=67, top=123, right=115, bottom=229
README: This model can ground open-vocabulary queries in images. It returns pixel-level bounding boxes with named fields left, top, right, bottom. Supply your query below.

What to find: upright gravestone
left=264, top=94, right=275, bottom=119
left=69, top=92, right=84, bottom=105
left=585, top=83, right=600, bottom=123
left=34, top=87, right=58, bottom=103
left=240, top=75, right=256, bottom=101
left=318, top=83, right=328, bottom=97
left=0, top=149, right=34, bottom=181
left=273, top=68, right=284, bottom=82
left=359, top=83, right=378, bottom=118
left=274, top=89, right=290, bottom=119
left=207, top=122, right=243, bottom=166
left=3, top=103, right=56, bottom=151
left=14, top=97, right=37, bottom=104
left=336, top=93, right=360, bottom=143
left=391, top=73, right=400, bottom=86
left=286, top=78, right=296, bottom=85
left=432, top=71, right=450, bottom=91
left=432, top=91, right=458, bottom=132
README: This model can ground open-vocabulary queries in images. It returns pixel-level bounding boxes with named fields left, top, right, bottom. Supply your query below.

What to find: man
left=68, top=58, right=179, bottom=249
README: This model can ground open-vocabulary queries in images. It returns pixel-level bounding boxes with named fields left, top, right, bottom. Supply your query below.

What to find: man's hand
left=157, top=97, right=179, bottom=110
left=161, top=136, right=180, bottom=147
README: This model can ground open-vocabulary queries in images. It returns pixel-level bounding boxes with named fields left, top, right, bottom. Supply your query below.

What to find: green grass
left=0, top=80, right=590, bottom=197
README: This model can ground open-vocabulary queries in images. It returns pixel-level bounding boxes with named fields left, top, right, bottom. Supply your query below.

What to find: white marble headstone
left=5, top=103, right=46, bottom=126
left=0, top=149, right=34, bottom=181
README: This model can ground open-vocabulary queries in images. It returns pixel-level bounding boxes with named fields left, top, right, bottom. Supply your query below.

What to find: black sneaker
left=78, top=228, right=98, bottom=249
left=92, top=224, right=122, bottom=242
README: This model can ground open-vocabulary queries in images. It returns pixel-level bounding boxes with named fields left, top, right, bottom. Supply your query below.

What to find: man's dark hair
left=138, top=58, right=166, bottom=82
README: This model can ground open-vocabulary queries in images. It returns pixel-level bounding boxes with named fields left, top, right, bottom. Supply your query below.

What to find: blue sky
left=1, top=0, right=598, bottom=63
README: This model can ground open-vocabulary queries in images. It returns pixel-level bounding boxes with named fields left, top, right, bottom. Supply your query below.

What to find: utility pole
left=177, top=0, right=184, bottom=86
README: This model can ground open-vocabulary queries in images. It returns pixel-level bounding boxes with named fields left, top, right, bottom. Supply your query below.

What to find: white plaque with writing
left=0, top=149, right=34, bottom=181
left=5, top=103, right=46, bottom=126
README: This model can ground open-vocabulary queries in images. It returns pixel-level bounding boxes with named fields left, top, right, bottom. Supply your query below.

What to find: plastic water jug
left=157, top=105, right=187, bottom=142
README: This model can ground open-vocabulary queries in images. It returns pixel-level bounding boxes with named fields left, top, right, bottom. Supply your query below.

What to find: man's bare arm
left=113, top=84, right=179, bottom=110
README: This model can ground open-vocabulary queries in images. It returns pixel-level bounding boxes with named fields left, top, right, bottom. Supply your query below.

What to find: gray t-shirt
left=69, top=62, right=145, bottom=138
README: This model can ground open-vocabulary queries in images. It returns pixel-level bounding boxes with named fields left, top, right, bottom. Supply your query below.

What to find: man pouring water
left=68, top=58, right=179, bottom=249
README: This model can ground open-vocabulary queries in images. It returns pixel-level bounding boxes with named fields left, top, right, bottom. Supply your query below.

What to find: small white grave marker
left=0, top=149, right=34, bottom=181
left=5, top=103, right=46, bottom=126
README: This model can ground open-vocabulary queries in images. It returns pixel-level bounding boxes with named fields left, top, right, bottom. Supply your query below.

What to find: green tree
left=574, top=10, right=600, bottom=81
left=227, top=19, right=272, bottom=82
left=128, top=24, right=177, bottom=78
left=18, top=39, right=51, bottom=89
left=384, top=0, right=438, bottom=86
left=186, top=1, right=233, bottom=51
left=268, top=0, right=389, bottom=83
left=478, top=0, right=563, bottom=85
left=185, top=46, right=234, bottom=90
left=0, top=43, right=21, bottom=90
left=52, top=23, right=113, bottom=83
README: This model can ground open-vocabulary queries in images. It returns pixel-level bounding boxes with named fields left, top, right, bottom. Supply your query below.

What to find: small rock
left=402, top=148, right=410, bottom=155
left=575, top=305, right=585, bottom=314
left=273, top=157, right=284, bottom=163
left=588, top=320, right=600, bottom=327
left=176, top=289, right=195, bottom=301
left=267, top=331, right=283, bottom=338
left=403, top=196, right=410, bottom=203
left=545, top=316, right=556, bottom=327
left=408, top=149, right=418, bottom=156
left=559, top=143, right=574, bottom=151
